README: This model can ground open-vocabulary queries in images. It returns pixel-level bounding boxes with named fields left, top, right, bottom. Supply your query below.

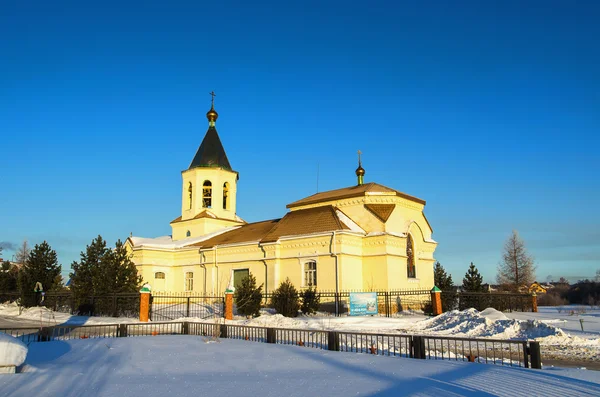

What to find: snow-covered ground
left=0, top=303, right=140, bottom=327
left=1, top=336, right=599, bottom=397
left=2, top=302, right=599, bottom=362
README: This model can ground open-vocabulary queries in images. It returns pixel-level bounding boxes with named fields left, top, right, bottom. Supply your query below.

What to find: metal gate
left=150, top=294, right=224, bottom=321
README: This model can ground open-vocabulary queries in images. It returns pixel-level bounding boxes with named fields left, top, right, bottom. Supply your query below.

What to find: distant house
left=528, top=282, right=547, bottom=294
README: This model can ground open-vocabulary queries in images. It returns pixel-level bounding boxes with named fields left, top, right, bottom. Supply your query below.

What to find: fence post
left=430, top=286, right=442, bottom=316
left=529, top=341, right=542, bottom=369
left=219, top=324, right=228, bottom=339
left=182, top=322, right=189, bottom=335
left=118, top=324, right=128, bottom=338
left=186, top=297, right=191, bottom=318
left=139, top=284, right=151, bottom=322
left=266, top=328, right=276, bottom=344
left=112, top=295, right=118, bottom=317
left=327, top=331, right=340, bottom=351
left=531, top=292, right=538, bottom=313
left=385, top=292, right=390, bottom=318
left=38, top=327, right=52, bottom=342
left=412, top=336, right=426, bottom=359
left=224, top=293, right=233, bottom=320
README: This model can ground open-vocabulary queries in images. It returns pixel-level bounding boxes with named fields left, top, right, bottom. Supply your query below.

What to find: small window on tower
left=223, top=182, right=230, bottom=210
left=188, top=182, right=193, bottom=210
left=186, top=230, right=191, bottom=237
left=202, top=180, right=212, bottom=208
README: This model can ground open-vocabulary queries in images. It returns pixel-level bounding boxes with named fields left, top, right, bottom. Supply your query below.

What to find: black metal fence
left=261, top=289, right=432, bottom=317
left=0, top=321, right=542, bottom=369
left=440, top=291, right=534, bottom=312
left=150, top=293, right=224, bottom=321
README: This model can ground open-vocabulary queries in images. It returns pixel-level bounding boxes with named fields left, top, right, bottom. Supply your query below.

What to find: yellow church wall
left=180, top=167, right=238, bottom=224
left=172, top=217, right=241, bottom=241
left=362, top=255, right=389, bottom=290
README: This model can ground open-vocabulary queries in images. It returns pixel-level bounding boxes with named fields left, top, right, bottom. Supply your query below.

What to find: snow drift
left=410, top=308, right=568, bottom=340
left=0, top=333, right=28, bottom=367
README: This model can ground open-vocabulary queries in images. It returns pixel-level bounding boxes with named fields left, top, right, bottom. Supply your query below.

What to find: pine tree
left=271, top=278, right=300, bottom=317
left=70, top=235, right=109, bottom=304
left=497, top=230, right=536, bottom=290
left=111, top=240, right=142, bottom=293
left=434, top=261, right=454, bottom=290
left=234, top=273, right=263, bottom=317
left=300, top=287, right=320, bottom=315
left=0, top=260, right=18, bottom=292
left=463, top=262, right=485, bottom=292
left=17, top=241, right=62, bottom=307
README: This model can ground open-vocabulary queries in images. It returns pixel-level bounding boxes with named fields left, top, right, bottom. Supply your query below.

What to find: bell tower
left=171, top=92, right=244, bottom=240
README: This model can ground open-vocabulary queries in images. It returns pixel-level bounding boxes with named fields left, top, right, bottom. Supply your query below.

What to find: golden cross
left=209, top=91, right=216, bottom=107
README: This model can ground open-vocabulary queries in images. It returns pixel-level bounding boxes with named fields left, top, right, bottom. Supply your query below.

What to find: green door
left=233, top=269, right=250, bottom=290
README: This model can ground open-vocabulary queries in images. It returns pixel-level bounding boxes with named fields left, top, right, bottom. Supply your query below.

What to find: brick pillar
left=531, top=292, right=538, bottom=313
left=139, top=284, right=152, bottom=322
left=225, top=292, right=233, bottom=320
left=431, top=286, right=442, bottom=316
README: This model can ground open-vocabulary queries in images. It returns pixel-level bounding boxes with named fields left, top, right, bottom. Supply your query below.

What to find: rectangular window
left=304, top=261, right=317, bottom=287
left=185, top=272, right=194, bottom=291
left=233, top=269, right=249, bottom=290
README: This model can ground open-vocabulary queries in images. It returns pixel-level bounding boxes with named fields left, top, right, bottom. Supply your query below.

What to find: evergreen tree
left=234, top=273, right=263, bottom=317
left=0, top=260, right=18, bottom=292
left=271, top=278, right=300, bottom=317
left=300, top=287, right=320, bottom=315
left=70, top=235, right=109, bottom=303
left=434, top=261, right=454, bottom=290
left=463, top=262, right=485, bottom=292
left=111, top=240, right=142, bottom=293
left=17, top=241, right=62, bottom=307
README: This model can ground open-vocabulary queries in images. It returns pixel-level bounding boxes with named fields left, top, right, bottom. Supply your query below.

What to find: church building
left=126, top=98, right=437, bottom=295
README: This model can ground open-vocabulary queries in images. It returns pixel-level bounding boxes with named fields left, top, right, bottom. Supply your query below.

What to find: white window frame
left=303, top=260, right=317, bottom=287
left=185, top=271, right=194, bottom=292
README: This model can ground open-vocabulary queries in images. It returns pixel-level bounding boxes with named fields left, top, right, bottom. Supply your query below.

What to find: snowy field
left=1, top=336, right=599, bottom=397
left=1, top=303, right=599, bottom=362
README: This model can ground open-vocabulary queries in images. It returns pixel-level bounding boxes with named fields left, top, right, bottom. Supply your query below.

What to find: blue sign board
left=349, top=292, right=378, bottom=316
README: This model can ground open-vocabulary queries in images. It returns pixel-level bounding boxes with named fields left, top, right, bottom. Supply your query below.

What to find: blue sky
left=1, top=1, right=598, bottom=284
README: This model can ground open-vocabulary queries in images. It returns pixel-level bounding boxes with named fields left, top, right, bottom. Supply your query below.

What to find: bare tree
left=595, top=269, right=600, bottom=282
left=497, top=230, right=536, bottom=290
left=15, top=240, right=31, bottom=265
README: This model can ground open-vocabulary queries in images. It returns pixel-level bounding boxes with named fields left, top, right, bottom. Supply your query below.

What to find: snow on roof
left=130, top=227, right=241, bottom=249
left=335, top=209, right=365, bottom=234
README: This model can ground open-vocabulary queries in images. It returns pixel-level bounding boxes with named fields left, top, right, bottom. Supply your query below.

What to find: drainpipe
left=330, top=231, right=339, bottom=316
left=259, top=244, right=268, bottom=305
left=198, top=249, right=207, bottom=295
left=214, top=245, right=219, bottom=296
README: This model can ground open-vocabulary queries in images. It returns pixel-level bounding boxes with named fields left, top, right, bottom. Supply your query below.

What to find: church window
left=407, top=234, right=416, bottom=278
left=202, top=181, right=212, bottom=208
left=185, top=272, right=194, bottom=291
left=188, top=182, right=193, bottom=210
left=155, top=272, right=165, bottom=279
left=186, top=230, right=191, bottom=237
left=223, top=182, right=230, bottom=210
left=304, top=261, right=317, bottom=287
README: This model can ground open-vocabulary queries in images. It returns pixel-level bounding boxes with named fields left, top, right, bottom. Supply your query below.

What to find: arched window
left=185, top=272, right=194, bottom=291
left=202, top=180, right=212, bottom=208
left=304, top=261, right=317, bottom=287
left=407, top=234, right=416, bottom=278
left=155, top=272, right=165, bottom=279
left=188, top=182, right=193, bottom=210
left=223, top=182, right=230, bottom=210
left=186, top=230, right=191, bottom=237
